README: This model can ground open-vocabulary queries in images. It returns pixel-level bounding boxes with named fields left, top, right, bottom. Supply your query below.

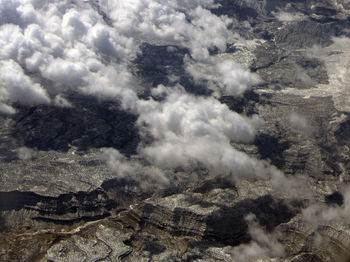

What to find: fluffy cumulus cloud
left=0, top=0, right=287, bottom=184
left=139, top=86, right=261, bottom=144
left=0, top=0, right=137, bottom=112
left=0, top=1, right=291, bottom=183
left=108, top=0, right=239, bottom=61
left=43, top=59, right=89, bottom=86
left=0, top=0, right=39, bottom=26
left=135, top=86, right=272, bottom=180
left=0, top=60, right=49, bottom=113
left=186, top=57, right=261, bottom=96
left=0, top=0, right=300, bottom=186
left=0, top=0, right=258, bottom=111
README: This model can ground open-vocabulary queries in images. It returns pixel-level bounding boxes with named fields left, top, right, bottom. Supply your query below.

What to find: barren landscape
left=1, top=0, right=350, bottom=261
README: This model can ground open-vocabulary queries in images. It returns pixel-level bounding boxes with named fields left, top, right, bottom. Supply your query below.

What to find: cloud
left=1, top=2, right=342, bottom=259
left=108, top=0, right=234, bottom=60
left=0, top=103, right=16, bottom=114
left=217, top=60, right=261, bottom=95
left=0, top=0, right=39, bottom=26
left=62, top=9, right=87, bottom=43
left=101, top=147, right=169, bottom=189
left=270, top=169, right=310, bottom=198
left=53, top=94, right=72, bottom=108
left=0, top=1, right=298, bottom=192
left=17, top=146, right=38, bottom=160
left=290, top=186, right=350, bottom=262
left=43, top=59, right=89, bottom=87
left=0, top=60, right=50, bottom=113
left=288, top=112, right=311, bottom=136
left=0, top=0, right=141, bottom=112
left=87, top=22, right=134, bottom=61
left=0, top=0, right=256, bottom=114
left=139, top=86, right=262, bottom=142
left=302, top=187, right=350, bottom=225
left=186, top=58, right=261, bottom=97
left=0, top=0, right=283, bottom=185
left=229, top=214, right=285, bottom=262
left=136, top=86, right=271, bottom=180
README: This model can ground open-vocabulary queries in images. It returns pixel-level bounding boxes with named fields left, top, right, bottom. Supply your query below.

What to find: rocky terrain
left=2, top=0, right=350, bottom=261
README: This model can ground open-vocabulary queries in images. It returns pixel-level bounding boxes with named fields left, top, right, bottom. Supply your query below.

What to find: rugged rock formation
left=2, top=0, right=350, bottom=261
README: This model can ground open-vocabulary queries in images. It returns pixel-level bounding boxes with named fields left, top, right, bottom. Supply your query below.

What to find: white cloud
left=0, top=0, right=258, bottom=114
left=0, top=3, right=335, bottom=258
left=138, top=86, right=261, bottom=143
left=186, top=57, right=261, bottom=96
left=217, top=60, right=261, bottom=96
left=189, top=6, right=233, bottom=54
left=81, top=63, right=138, bottom=110
left=0, top=24, right=26, bottom=61
left=62, top=9, right=87, bottom=43
left=17, top=1, right=39, bottom=25
left=0, top=60, right=50, bottom=113
left=302, top=187, right=350, bottom=225
left=17, top=146, right=37, bottom=160
left=0, top=0, right=140, bottom=110
left=0, top=103, right=16, bottom=114
left=108, top=0, right=234, bottom=60
left=1, top=2, right=350, bottom=260
left=43, top=59, right=89, bottom=87
left=101, top=147, right=169, bottom=189
left=230, top=214, right=285, bottom=262
left=53, top=94, right=72, bottom=108
left=0, top=0, right=279, bottom=186
left=0, top=0, right=23, bottom=26
left=288, top=112, right=311, bottom=136
left=136, top=86, right=270, bottom=179
left=87, top=22, right=134, bottom=61
left=0, top=1, right=286, bottom=192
